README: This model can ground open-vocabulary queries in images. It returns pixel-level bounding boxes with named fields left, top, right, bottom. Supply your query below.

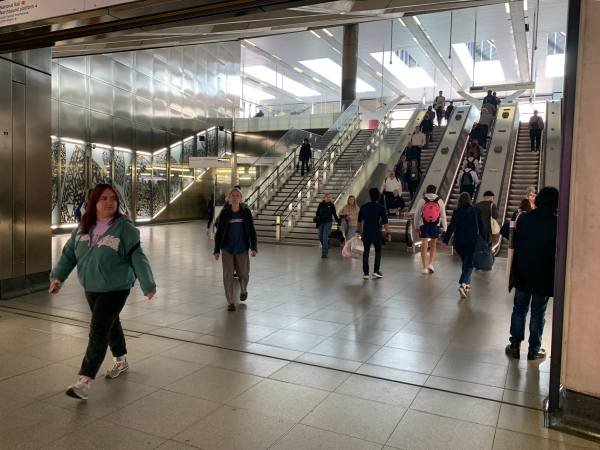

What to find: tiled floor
left=0, top=221, right=594, bottom=449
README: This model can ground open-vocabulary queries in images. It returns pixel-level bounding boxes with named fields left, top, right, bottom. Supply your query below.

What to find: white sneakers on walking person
left=66, top=376, right=91, bottom=400
left=106, top=355, right=129, bottom=379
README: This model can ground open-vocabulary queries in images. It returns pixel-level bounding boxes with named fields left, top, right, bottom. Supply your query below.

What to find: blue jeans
left=362, top=236, right=382, bottom=275
left=318, top=222, right=332, bottom=256
left=509, top=289, right=550, bottom=353
left=459, top=252, right=474, bottom=285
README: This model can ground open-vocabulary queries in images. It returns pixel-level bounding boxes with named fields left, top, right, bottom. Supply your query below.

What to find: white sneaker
left=372, top=271, right=383, bottom=279
left=428, top=264, right=435, bottom=273
left=363, top=274, right=370, bottom=280
left=106, top=356, right=129, bottom=379
left=66, top=376, right=91, bottom=400
left=421, top=268, right=430, bottom=275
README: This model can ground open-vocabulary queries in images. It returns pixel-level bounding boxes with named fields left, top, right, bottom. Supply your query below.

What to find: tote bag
left=473, top=212, right=494, bottom=271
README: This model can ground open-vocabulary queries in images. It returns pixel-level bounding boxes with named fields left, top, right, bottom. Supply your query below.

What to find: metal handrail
left=492, top=107, right=521, bottom=255
left=244, top=129, right=322, bottom=214
left=275, top=115, right=361, bottom=233
left=538, top=106, right=549, bottom=189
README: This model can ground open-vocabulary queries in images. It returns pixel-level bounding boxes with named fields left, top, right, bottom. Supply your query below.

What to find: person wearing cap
left=213, top=187, right=258, bottom=311
left=476, top=190, right=499, bottom=245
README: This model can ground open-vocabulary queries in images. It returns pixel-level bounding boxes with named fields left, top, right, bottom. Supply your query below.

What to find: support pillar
left=341, top=24, right=358, bottom=111
left=547, top=0, right=600, bottom=439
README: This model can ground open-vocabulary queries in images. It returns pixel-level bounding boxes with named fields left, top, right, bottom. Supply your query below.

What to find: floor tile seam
left=295, top=419, right=392, bottom=447
left=266, top=422, right=305, bottom=450
left=382, top=405, right=411, bottom=449
left=406, top=405, right=500, bottom=430
left=0, top=306, right=546, bottom=414
left=425, top=369, right=509, bottom=390
left=39, top=415, right=106, bottom=448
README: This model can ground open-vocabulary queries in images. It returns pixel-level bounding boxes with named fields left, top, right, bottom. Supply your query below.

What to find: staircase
left=505, top=123, right=541, bottom=218
left=283, top=129, right=374, bottom=246
left=387, top=125, right=446, bottom=236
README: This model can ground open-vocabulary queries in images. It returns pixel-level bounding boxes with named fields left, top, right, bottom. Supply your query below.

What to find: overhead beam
left=508, top=1, right=531, bottom=82
left=401, top=16, right=465, bottom=96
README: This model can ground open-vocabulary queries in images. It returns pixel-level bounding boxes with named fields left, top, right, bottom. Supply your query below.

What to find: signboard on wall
left=0, top=0, right=134, bottom=28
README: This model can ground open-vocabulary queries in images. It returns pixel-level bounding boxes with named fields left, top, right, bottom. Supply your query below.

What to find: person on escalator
left=525, top=186, right=537, bottom=210
left=462, top=152, right=481, bottom=173
left=506, top=187, right=558, bottom=361
left=388, top=189, right=406, bottom=216
left=445, top=101, right=454, bottom=122
left=458, top=162, right=480, bottom=200
left=529, top=110, right=544, bottom=152
left=421, top=107, right=435, bottom=146
left=381, top=170, right=402, bottom=214
left=433, top=90, right=446, bottom=126
left=406, top=160, right=421, bottom=201
left=467, top=139, right=482, bottom=162
left=408, top=126, right=426, bottom=169
left=414, top=185, right=447, bottom=275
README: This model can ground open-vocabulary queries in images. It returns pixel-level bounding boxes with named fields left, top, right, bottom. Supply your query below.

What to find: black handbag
left=472, top=213, right=494, bottom=271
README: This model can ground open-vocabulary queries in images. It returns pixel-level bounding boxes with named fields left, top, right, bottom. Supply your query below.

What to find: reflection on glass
left=113, top=149, right=133, bottom=216
left=136, top=153, right=152, bottom=219
left=59, top=142, right=87, bottom=225
left=91, top=146, right=112, bottom=185
left=152, top=149, right=168, bottom=216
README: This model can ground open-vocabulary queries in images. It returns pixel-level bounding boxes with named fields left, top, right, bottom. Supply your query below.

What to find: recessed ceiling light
left=376, top=71, right=383, bottom=77
left=244, top=65, right=320, bottom=97
left=310, top=30, right=321, bottom=39
left=524, top=0, right=528, bottom=10
left=244, top=39, right=256, bottom=47
left=370, top=51, right=435, bottom=88
left=294, top=67, right=304, bottom=73
left=398, top=18, right=406, bottom=26
left=323, top=29, right=333, bottom=37
left=313, top=77, right=321, bottom=82
left=505, top=3, right=511, bottom=14
left=272, top=54, right=281, bottom=60
left=299, top=58, right=376, bottom=92
left=414, top=17, right=421, bottom=26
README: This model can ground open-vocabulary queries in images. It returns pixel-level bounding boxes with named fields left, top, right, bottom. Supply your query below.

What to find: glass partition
left=91, top=145, right=112, bottom=185
left=113, top=149, right=133, bottom=216
left=135, top=152, right=153, bottom=220
left=152, top=149, right=168, bottom=216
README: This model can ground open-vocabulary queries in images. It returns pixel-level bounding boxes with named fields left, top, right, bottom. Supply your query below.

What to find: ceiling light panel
left=299, top=58, right=375, bottom=92
left=242, top=84, right=275, bottom=102
left=369, top=52, right=434, bottom=88
left=243, top=65, right=320, bottom=97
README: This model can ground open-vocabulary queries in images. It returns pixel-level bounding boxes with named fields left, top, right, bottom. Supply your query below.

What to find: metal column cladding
left=0, top=59, right=12, bottom=280
left=341, top=24, right=358, bottom=111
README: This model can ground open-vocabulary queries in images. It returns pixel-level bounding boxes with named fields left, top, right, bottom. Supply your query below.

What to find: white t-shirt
left=409, top=132, right=426, bottom=147
left=383, top=177, right=402, bottom=193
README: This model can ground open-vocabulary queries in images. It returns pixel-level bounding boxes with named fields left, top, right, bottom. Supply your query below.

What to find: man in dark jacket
left=314, top=193, right=340, bottom=258
left=298, top=138, right=312, bottom=176
left=476, top=191, right=499, bottom=245
left=505, top=187, right=558, bottom=360
left=358, top=188, right=391, bottom=279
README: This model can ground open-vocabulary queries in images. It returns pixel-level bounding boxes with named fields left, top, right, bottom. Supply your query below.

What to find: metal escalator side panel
left=543, top=100, right=562, bottom=188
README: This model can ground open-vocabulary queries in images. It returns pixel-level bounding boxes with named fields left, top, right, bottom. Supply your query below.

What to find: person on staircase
left=434, top=90, right=446, bottom=126
left=476, top=190, right=499, bottom=245
left=443, top=192, right=487, bottom=298
left=529, top=110, right=544, bottom=152
left=314, top=193, right=340, bottom=259
left=298, top=138, right=312, bottom=176
left=421, top=107, right=435, bottom=146
left=505, top=187, right=558, bottom=361
left=339, top=195, right=360, bottom=239
left=525, top=186, right=537, bottom=210
left=357, top=188, right=391, bottom=280
left=381, top=170, right=402, bottom=215
left=457, top=160, right=480, bottom=200
left=414, top=185, right=447, bottom=274
left=407, top=126, right=426, bottom=169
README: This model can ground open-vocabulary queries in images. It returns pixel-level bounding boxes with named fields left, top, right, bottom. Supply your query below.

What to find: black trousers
left=530, top=130, right=542, bottom=152
left=460, top=184, right=475, bottom=200
left=80, top=289, right=130, bottom=379
left=300, top=159, right=309, bottom=175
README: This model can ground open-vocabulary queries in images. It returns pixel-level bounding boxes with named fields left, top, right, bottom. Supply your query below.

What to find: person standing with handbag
left=476, top=191, right=499, bottom=245
left=443, top=192, right=487, bottom=298
left=49, top=184, right=156, bottom=400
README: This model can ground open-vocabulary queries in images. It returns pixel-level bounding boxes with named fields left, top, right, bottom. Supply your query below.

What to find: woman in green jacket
left=49, top=184, right=156, bottom=400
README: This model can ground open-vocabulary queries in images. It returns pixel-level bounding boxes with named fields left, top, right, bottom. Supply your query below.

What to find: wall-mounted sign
left=0, top=0, right=133, bottom=28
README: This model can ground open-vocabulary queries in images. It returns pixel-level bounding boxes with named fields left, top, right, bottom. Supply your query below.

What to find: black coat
left=299, top=143, right=312, bottom=161
left=443, top=205, right=486, bottom=257
left=315, top=201, right=339, bottom=227
left=213, top=204, right=258, bottom=254
left=509, top=208, right=557, bottom=297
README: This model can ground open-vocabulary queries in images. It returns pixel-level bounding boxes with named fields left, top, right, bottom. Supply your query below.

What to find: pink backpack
left=422, top=197, right=441, bottom=224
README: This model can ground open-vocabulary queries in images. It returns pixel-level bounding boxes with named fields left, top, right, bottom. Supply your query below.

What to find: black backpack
left=461, top=170, right=475, bottom=187
left=466, top=158, right=477, bottom=171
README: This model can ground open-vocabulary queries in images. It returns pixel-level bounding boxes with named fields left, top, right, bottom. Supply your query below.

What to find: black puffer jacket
left=314, top=201, right=340, bottom=227
left=213, top=204, right=257, bottom=254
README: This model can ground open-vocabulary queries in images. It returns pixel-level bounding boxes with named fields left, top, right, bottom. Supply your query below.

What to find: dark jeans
left=318, top=222, right=333, bottom=256
left=460, top=184, right=475, bottom=200
left=408, top=180, right=420, bottom=200
left=509, top=289, right=550, bottom=354
left=300, top=159, right=309, bottom=175
left=458, top=252, right=474, bottom=285
left=362, top=236, right=382, bottom=275
left=80, top=289, right=130, bottom=379
left=435, top=107, right=444, bottom=125
left=530, top=130, right=542, bottom=152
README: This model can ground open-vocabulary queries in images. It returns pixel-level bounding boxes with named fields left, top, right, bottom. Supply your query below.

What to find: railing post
left=275, top=214, right=281, bottom=241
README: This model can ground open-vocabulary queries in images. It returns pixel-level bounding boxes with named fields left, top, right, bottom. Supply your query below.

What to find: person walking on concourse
left=49, top=184, right=156, bottom=400
left=357, top=188, right=391, bottom=280
left=443, top=192, right=487, bottom=298
left=505, top=187, right=558, bottom=360
left=214, top=187, right=258, bottom=311
left=414, top=185, right=447, bottom=274
left=314, top=193, right=340, bottom=259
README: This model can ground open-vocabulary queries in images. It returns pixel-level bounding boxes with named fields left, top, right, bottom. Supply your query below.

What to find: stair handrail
left=333, top=96, right=405, bottom=206
left=244, top=128, right=322, bottom=214
left=274, top=107, right=361, bottom=236
left=492, top=107, right=521, bottom=255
